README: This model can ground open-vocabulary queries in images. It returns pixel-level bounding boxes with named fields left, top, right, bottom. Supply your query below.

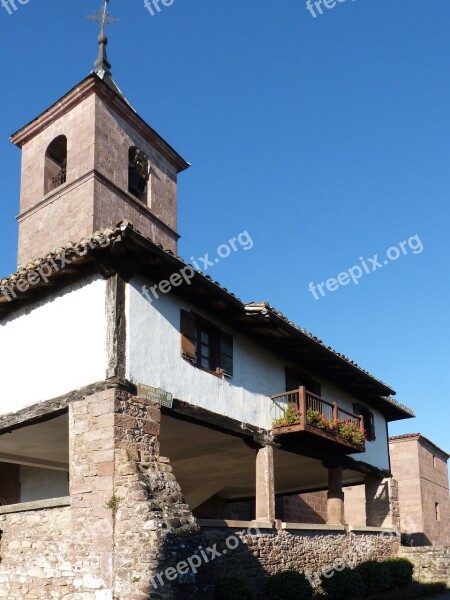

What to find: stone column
left=327, top=466, right=345, bottom=525
left=69, top=388, right=116, bottom=596
left=255, top=445, right=275, bottom=523
left=68, top=387, right=199, bottom=599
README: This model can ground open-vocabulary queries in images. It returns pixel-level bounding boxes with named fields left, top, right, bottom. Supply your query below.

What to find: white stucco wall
left=0, top=276, right=108, bottom=415
left=127, top=277, right=287, bottom=430
left=126, top=277, right=390, bottom=471
left=320, top=381, right=390, bottom=471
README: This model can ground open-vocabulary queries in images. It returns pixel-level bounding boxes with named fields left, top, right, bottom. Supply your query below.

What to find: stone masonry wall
left=18, top=178, right=96, bottom=266
left=399, top=547, right=450, bottom=585
left=417, top=441, right=450, bottom=546
left=17, top=94, right=96, bottom=265
left=390, top=438, right=423, bottom=539
left=153, top=527, right=399, bottom=599
left=94, top=98, right=179, bottom=240
left=0, top=507, right=71, bottom=598
left=390, top=437, right=450, bottom=546
left=344, top=483, right=367, bottom=526
left=366, top=477, right=400, bottom=529
left=277, top=491, right=328, bottom=524
left=112, top=390, right=198, bottom=599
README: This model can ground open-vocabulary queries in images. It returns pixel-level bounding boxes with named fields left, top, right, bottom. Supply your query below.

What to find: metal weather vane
left=87, top=0, right=119, bottom=78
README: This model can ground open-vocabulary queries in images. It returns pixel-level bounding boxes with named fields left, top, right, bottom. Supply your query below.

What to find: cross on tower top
left=87, top=0, right=119, bottom=79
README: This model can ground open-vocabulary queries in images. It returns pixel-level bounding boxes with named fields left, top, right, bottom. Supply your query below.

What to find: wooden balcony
left=271, top=387, right=365, bottom=453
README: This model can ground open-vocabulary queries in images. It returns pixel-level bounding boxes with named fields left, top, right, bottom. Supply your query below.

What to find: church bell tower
left=11, top=1, right=189, bottom=266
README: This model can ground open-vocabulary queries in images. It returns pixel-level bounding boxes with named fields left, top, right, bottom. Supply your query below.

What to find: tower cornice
left=10, top=74, right=190, bottom=174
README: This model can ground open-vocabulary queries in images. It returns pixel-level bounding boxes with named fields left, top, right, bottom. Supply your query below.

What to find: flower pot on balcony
left=272, top=419, right=302, bottom=434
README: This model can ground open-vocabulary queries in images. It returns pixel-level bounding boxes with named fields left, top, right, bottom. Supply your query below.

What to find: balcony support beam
left=255, top=445, right=275, bottom=523
left=327, top=465, right=345, bottom=525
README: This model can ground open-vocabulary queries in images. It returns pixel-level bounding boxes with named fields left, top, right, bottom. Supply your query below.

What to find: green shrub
left=214, top=576, right=254, bottom=600
left=355, top=560, right=393, bottom=594
left=385, top=558, right=414, bottom=589
left=400, top=533, right=413, bottom=547
left=266, top=571, right=313, bottom=600
left=321, top=567, right=365, bottom=599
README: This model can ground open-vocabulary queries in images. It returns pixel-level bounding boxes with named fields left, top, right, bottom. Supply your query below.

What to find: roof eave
left=0, top=222, right=414, bottom=420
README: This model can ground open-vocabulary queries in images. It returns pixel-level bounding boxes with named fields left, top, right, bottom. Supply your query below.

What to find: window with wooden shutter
left=180, top=310, right=233, bottom=377
left=353, top=403, right=376, bottom=441
left=180, top=310, right=196, bottom=362
left=219, top=333, right=233, bottom=376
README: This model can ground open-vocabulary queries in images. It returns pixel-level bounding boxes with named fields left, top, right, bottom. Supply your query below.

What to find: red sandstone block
left=115, top=414, right=138, bottom=430
left=141, top=420, right=160, bottom=436
left=97, top=461, right=115, bottom=476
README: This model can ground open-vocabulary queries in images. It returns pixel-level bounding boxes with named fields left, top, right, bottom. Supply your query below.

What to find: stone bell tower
left=11, top=11, right=189, bottom=266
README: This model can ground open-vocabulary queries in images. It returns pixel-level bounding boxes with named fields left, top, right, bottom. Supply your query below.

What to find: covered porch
left=0, top=412, right=69, bottom=509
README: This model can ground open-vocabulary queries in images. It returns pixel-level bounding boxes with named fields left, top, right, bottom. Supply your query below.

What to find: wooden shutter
left=180, top=310, right=196, bottom=362
left=353, top=404, right=376, bottom=441
left=219, top=333, right=233, bottom=376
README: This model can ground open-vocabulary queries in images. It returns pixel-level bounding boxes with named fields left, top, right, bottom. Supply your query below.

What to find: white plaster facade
left=0, top=271, right=390, bottom=471
left=0, top=276, right=108, bottom=416
left=126, top=276, right=390, bottom=471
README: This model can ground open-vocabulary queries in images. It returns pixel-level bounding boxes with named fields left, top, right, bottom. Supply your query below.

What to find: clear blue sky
left=0, top=0, right=449, bottom=451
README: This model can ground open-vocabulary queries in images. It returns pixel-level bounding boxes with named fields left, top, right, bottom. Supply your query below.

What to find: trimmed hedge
left=384, top=558, right=414, bottom=589
left=321, top=567, right=365, bottom=599
left=266, top=570, right=313, bottom=600
left=214, top=576, right=254, bottom=600
left=355, top=560, right=392, bottom=595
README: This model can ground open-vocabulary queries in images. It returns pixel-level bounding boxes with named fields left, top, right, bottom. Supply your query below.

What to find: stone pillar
left=327, top=466, right=345, bottom=525
left=113, top=390, right=199, bottom=598
left=390, top=478, right=401, bottom=531
left=69, top=388, right=116, bottom=596
left=255, top=445, right=275, bottom=523
left=365, top=476, right=393, bottom=528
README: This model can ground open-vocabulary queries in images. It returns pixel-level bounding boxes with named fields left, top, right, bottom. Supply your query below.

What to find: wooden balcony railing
left=271, top=387, right=365, bottom=451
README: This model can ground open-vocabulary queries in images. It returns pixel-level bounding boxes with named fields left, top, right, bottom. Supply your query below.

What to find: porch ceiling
left=159, top=415, right=365, bottom=504
left=0, top=413, right=69, bottom=470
